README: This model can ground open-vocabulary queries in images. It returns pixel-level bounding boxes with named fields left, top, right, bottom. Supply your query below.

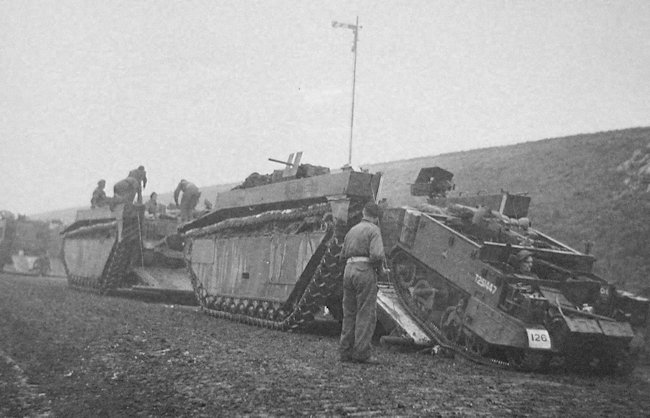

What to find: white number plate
left=526, top=329, right=552, bottom=349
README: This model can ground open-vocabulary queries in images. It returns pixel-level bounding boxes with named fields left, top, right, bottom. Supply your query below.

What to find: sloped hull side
left=190, top=231, right=327, bottom=303
left=63, top=234, right=116, bottom=282
left=62, top=215, right=142, bottom=293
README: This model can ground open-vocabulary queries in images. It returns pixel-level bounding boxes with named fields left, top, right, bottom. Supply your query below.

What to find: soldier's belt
left=347, top=256, right=371, bottom=264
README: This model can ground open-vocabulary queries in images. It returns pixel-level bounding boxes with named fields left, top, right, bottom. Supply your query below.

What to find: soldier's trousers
left=339, top=262, right=378, bottom=362
left=180, top=191, right=201, bottom=222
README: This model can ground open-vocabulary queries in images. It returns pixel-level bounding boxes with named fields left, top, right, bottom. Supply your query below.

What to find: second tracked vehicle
left=180, top=154, right=381, bottom=329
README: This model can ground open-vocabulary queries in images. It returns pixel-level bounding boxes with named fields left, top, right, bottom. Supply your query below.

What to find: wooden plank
left=376, top=286, right=432, bottom=345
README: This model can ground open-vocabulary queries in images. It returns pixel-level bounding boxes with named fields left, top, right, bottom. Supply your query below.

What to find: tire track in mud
left=2, top=272, right=650, bottom=416
left=0, top=348, right=52, bottom=417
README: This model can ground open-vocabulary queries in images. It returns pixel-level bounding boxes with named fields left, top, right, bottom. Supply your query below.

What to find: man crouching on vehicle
left=339, top=201, right=385, bottom=364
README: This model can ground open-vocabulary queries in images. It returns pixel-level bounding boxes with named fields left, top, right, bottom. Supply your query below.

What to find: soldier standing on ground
left=339, top=201, right=385, bottom=364
left=174, top=179, right=201, bottom=222
left=91, top=179, right=107, bottom=208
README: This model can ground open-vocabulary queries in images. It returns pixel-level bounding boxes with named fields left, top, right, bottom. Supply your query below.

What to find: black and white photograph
left=1, top=1, right=649, bottom=416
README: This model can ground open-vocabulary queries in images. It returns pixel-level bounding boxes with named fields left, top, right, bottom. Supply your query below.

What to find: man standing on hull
left=112, top=165, right=146, bottom=206
left=340, top=201, right=385, bottom=364
left=128, top=165, right=147, bottom=190
left=113, top=177, right=140, bottom=206
left=91, top=179, right=108, bottom=208
left=174, top=179, right=201, bottom=223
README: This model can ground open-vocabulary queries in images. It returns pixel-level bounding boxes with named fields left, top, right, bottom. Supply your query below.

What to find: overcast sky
left=1, top=0, right=649, bottom=216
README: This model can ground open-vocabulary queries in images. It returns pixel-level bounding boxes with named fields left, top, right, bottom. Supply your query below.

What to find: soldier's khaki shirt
left=342, top=217, right=385, bottom=264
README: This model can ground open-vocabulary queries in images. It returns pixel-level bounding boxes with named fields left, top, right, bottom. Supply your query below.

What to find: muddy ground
left=1, top=273, right=649, bottom=417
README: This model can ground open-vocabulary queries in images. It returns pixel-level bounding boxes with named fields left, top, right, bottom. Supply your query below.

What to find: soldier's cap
left=516, top=249, right=533, bottom=262
left=138, top=165, right=145, bottom=171
left=363, top=201, right=380, bottom=218
left=98, top=179, right=106, bottom=185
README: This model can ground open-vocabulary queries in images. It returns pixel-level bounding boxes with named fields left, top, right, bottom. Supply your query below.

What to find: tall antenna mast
left=332, top=16, right=361, bottom=167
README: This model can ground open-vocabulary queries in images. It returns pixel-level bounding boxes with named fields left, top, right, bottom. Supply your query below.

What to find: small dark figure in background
left=145, top=192, right=159, bottom=218
left=91, top=179, right=108, bottom=208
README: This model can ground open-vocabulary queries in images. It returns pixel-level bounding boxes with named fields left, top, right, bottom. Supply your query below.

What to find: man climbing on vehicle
left=174, top=179, right=201, bottom=223
left=128, top=165, right=147, bottom=194
left=113, top=176, right=141, bottom=205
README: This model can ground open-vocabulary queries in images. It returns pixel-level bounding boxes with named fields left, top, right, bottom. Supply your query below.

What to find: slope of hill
left=367, top=127, right=650, bottom=292
left=31, top=127, right=649, bottom=291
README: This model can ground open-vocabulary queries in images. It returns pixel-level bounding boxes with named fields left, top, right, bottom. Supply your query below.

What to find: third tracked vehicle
left=376, top=167, right=648, bottom=373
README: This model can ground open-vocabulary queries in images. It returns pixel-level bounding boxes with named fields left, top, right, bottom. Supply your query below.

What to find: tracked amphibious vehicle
left=62, top=204, right=194, bottom=303
left=180, top=153, right=381, bottom=329
left=375, top=167, right=648, bottom=373
left=1, top=211, right=59, bottom=276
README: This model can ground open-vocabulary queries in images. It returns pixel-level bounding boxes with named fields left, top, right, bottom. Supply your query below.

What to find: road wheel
left=595, top=347, right=635, bottom=376
left=465, top=332, right=489, bottom=357
left=507, top=348, right=551, bottom=372
left=441, top=307, right=462, bottom=344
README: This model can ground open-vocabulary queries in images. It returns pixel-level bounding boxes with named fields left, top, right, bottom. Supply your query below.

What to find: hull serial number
left=526, top=328, right=552, bottom=350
